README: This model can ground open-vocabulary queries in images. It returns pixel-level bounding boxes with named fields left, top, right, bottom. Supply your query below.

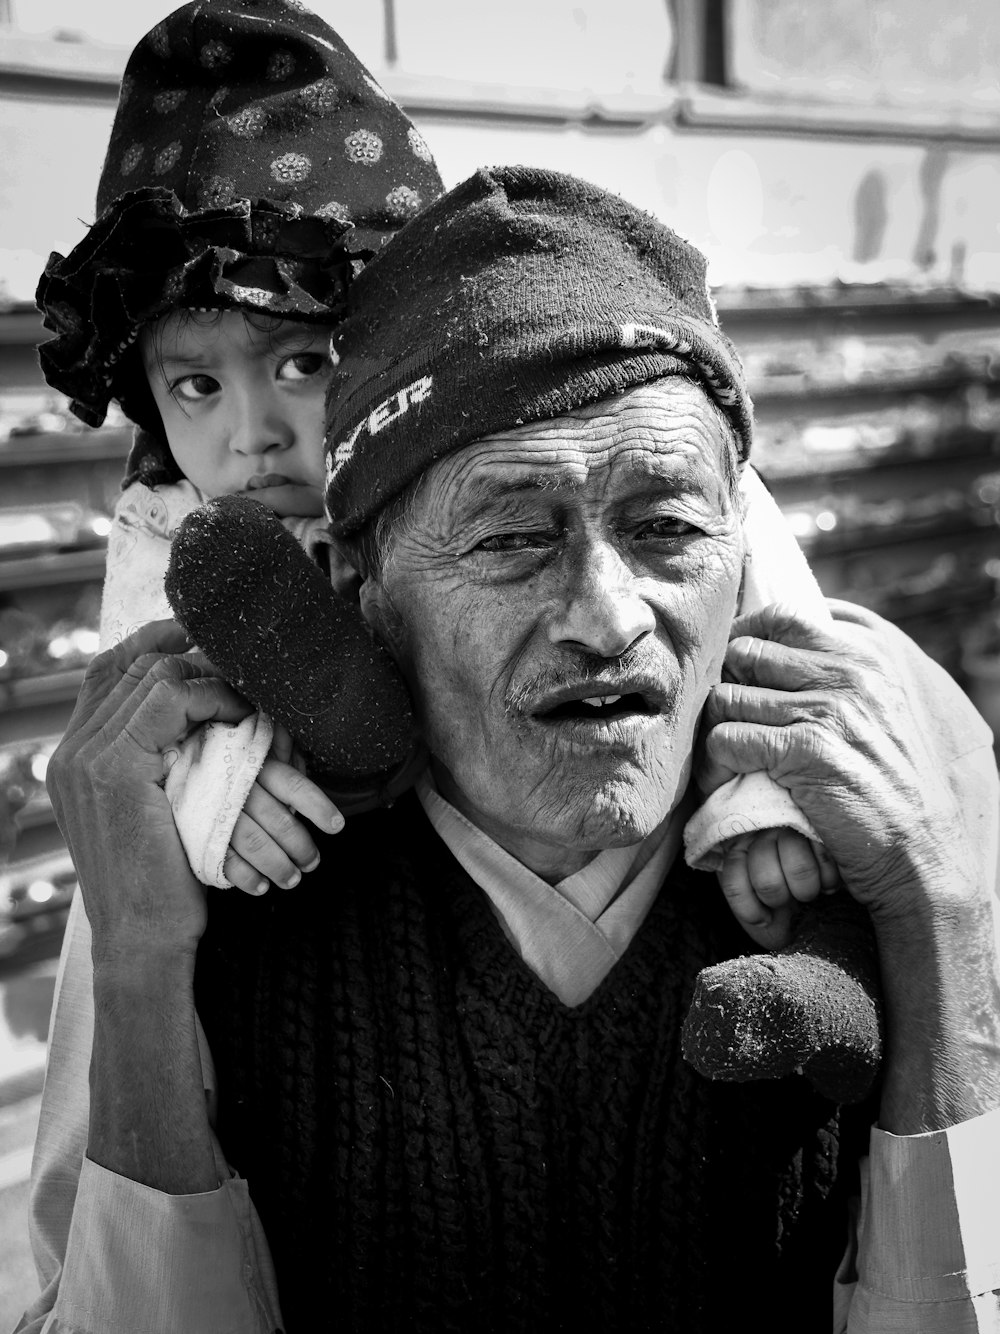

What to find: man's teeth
left=581, top=695, right=622, bottom=708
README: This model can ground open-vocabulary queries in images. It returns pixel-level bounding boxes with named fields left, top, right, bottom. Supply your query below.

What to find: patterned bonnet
left=35, top=0, right=443, bottom=483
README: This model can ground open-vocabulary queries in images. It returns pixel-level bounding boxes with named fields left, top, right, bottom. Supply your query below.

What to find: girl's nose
left=229, top=385, right=295, bottom=456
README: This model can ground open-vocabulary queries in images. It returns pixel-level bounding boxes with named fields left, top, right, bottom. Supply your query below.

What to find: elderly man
left=30, top=168, right=1000, bottom=1333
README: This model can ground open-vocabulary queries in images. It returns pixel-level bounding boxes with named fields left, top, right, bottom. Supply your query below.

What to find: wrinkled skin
left=697, top=600, right=1000, bottom=1130
left=361, top=380, right=745, bottom=881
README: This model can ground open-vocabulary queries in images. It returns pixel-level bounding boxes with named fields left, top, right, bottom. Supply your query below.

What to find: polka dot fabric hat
left=36, top=0, right=444, bottom=430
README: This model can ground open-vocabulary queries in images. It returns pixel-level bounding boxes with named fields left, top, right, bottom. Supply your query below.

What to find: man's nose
left=548, top=539, right=656, bottom=658
left=229, top=384, right=294, bottom=456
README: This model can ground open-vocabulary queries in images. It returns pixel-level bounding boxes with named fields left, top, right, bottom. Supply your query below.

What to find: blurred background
left=1, top=0, right=999, bottom=1319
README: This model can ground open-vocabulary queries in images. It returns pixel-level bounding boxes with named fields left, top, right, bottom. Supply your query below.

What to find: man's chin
left=520, top=768, right=683, bottom=854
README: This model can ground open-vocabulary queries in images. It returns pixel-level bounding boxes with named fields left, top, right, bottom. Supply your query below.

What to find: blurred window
left=729, top=0, right=1000, bottom=115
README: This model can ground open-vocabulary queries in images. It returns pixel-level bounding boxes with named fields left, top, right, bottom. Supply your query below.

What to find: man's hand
left=699, top=603, right=964, bottom=925
left=697, top=601, right=1000, bottom=1132
left=46, top=619, right=255, bottom=1192
left=222, top=724, right=345, bottom=895
left=47, top=619, right=252, bottom=964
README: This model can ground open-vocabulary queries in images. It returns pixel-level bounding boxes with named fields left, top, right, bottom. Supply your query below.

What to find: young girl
left=23, top=0, right=442, bottom=1322
left=37, top=0, right=444, bottom=895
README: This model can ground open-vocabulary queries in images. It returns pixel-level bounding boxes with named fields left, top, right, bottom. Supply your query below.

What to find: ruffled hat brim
left=36, top=186, right=365, bottom=428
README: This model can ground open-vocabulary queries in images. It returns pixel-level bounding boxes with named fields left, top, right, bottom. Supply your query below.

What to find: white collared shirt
left=416, top=771, right=682, bottom=1005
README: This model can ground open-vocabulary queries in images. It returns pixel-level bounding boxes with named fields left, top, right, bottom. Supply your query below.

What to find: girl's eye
left=278, top=352, right=330, bottom=382
left=173, top=374, right=220, bottom=402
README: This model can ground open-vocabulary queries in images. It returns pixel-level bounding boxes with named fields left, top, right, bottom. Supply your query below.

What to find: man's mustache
left=507, top=645, right=676, bottom=716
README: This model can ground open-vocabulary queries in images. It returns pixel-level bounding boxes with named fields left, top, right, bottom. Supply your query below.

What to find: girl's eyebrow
left=156, top=351, right=214, bottom=370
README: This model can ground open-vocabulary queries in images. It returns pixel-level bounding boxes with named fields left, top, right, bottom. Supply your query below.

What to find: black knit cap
left=324, top=165, right=752, bottom=538
left=35, top=0, right=444, bottom=479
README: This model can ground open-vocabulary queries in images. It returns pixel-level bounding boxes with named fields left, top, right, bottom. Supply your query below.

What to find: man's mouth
left=528, top=677, right=667, bottom=729
left=539, top=692, right=656, bottom=721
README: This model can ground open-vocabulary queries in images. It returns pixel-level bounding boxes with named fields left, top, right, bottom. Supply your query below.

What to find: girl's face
left=141, top=309, right=334, bottom=518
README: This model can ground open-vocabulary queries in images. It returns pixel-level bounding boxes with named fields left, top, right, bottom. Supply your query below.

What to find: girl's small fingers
left=775, top=829, right=824, bottom=904
left=256, top=758, right=344, bottom=834
left=221, top=847, right=270, bottom=897
left=229, top=811, right=303, bottom=889
left=744, top=833, right=794, bottom=909
left=270, top=722, right=294, bottom=765
left=718, top=840, right=794, bottom=949
left=242, top=781, right=322, bottom=871
left=813, top=841, right=842, bottom=893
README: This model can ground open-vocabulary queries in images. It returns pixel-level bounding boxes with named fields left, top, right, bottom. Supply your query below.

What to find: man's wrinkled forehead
left=431, top=382, right=738, bottom=514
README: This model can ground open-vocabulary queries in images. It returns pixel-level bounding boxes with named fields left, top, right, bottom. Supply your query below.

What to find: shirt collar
left=415, top=771, right=687, bottom=1006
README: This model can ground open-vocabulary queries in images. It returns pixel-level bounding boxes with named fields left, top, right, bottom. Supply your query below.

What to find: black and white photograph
left=1, top=2, right=999, bottom=1329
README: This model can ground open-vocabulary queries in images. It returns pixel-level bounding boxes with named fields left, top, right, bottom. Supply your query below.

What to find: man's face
left=363, top=380, right=745, bottom=877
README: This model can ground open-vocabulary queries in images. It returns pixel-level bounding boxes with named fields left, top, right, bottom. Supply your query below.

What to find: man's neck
left=429, top=760, right=691, bottom=884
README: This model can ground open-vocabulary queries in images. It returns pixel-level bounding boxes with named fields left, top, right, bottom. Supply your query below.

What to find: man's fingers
left=729, top=603, right=843, bottom=653
left=700, top=718, right=798, bottom=789
left=62, top=620, right=193, bottom=739
left=256, top=759, right=345, bottom=834
left=115, top=664, right=253, bottom=761
left=724, top=634, right=856, bottom=695
left=48, top=658, right=238, bottom=823
left=702, top=682, right=824, bottom=732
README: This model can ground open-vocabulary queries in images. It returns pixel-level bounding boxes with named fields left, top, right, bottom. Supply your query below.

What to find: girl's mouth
left=246, top=474, right=296, bottom=490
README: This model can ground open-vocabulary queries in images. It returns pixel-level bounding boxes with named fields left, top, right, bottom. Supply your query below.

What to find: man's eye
left=636, top=516, right=698, bottom=540
left=278, top=352, right=330, bottom=382
left=476, top=532, right=552, bottom=553
left=172, top=374, right=220, bottom=402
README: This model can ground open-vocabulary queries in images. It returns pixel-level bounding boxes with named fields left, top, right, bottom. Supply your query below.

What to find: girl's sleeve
left=99, top=481, right=275, bottom=890
left=98, top=480, right=202, bottom=650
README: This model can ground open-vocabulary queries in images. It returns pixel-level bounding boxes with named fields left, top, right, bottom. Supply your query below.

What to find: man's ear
left=359, top=574, right=387, bottom=636
left=358, top=573, right=409, bottom=666
left=328, top=545, right=364, bottom=602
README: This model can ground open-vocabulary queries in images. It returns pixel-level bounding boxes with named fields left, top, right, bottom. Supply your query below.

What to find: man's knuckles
left=730, top=603, right=836, bottom=649
left=702, top=720, right=795, bottom=775
left=725, top=637, right=861, bottom=696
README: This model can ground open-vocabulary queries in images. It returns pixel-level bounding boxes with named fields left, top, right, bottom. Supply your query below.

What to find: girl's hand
left=222, top=726, right=344, bottom=894
left=718, top=827, right=841, bottom=949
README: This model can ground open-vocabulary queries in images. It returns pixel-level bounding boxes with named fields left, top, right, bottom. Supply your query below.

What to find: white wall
left=2, top=0, right=999, bottom=301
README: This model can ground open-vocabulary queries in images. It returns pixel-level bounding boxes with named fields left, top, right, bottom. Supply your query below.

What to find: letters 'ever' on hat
left=36, top=0, right=444, bottom=434
left=324, top=165, right=753, bottom=539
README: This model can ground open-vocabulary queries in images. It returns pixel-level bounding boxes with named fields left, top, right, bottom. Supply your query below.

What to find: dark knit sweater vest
left=195, top=794, right=867, bottom=1334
